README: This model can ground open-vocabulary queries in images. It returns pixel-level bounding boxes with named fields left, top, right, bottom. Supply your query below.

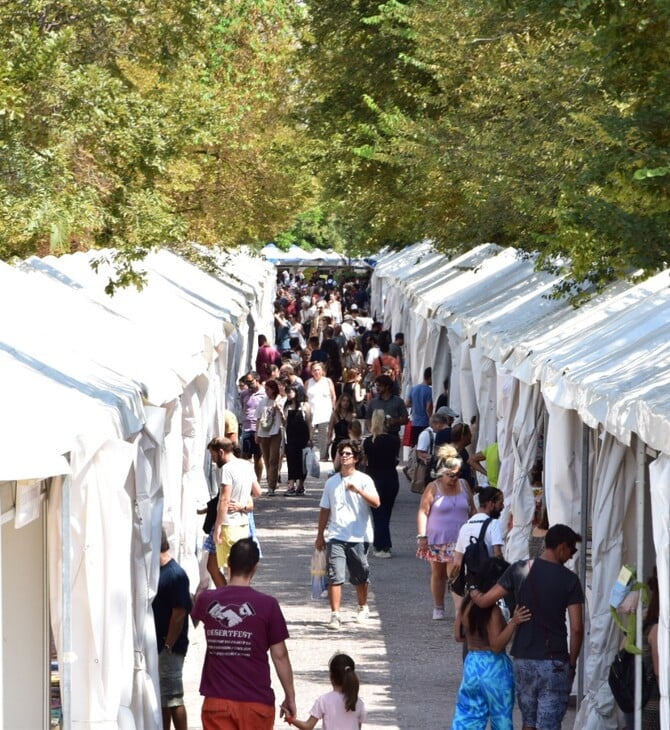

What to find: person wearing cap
left=434, top=405, right=459, bottom=448
left=469, top=524, right=585, bottom=730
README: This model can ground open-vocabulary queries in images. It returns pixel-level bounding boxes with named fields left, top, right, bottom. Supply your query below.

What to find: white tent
left=372, top=243, right=670, bottom=728
left=0, top=247, right=272, bottom=728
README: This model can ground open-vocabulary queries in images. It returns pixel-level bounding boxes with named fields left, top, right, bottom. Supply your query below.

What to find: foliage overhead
left=0, top=0, right=310, bottom=290
left=298, top=0, right=670, bottom=296
left=2, top=0, right=669, bottom=295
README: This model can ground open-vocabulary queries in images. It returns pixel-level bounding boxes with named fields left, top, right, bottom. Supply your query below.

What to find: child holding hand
left=286, top=653, right=366, bottom=729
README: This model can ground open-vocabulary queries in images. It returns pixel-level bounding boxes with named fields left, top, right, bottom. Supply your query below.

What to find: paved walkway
left=181, top=464, right=577, bottom=729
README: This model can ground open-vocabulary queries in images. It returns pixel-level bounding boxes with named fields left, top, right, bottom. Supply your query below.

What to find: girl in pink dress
left=286, top=653, right=366, bottom=730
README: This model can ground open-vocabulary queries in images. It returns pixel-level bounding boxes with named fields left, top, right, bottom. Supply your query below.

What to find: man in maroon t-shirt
left=255, top=334, right=282, bottom=383
left=192, top=538, right=297, bottom=729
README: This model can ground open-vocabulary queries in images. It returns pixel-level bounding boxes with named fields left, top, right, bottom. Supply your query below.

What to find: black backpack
left=608, top=647, right=655, bottom=714
left=463, top=518, right=493, bottom=583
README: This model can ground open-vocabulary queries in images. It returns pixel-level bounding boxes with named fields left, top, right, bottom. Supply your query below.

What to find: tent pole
left=635, top=436, right=645, bottom=730
left=577, top=422, right=590, bottom=706
left=61, top=473, right=72, bottom=730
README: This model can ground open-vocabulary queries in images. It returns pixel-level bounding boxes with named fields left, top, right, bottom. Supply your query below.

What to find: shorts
left=203, top=531, right=216, bottom=554
left=202, top=697, right=274, bottom=730
left=215, top=523, right=249, bottom=569
left=452, top=650, right=514, bottom=729
left=242, top=431, right=261, bottom=459
left=327, top=540, right=370, bottom=586
left=158, top=649, right=185, bottom=708
left=514, top=658, right=571, bottom=730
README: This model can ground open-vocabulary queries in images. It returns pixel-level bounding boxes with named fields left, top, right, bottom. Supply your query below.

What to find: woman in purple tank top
left=417, top=447, right=474, bottom=621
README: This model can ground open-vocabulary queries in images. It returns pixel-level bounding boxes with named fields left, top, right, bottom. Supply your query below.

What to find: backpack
left=608, top=647, right=655, bottom=714
left=463, top=518, right=493, bottom=583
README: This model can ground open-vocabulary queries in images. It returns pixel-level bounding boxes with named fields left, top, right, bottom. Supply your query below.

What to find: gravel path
left=181, top=463, right=576, bottom=729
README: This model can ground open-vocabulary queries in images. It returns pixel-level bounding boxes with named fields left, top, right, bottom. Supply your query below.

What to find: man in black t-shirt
left=470, top=524, right=585, bottom=730
left=152, top=530, right=192, bottom=730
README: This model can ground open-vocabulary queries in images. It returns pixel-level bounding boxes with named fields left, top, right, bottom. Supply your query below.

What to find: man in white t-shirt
left=315, top=440, right=380, bottom=631
left=208, top=437, right=259, bottom=584
left=450, top=486, right=505, bottom=581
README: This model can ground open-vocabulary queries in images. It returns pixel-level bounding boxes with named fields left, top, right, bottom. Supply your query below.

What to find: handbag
left=451, top=563, right=467, bottom=597
left=202, top=495, right=219, bottom=534
left=608, top=647, right=655, bottom=714
left=411, top=461, right=429, bottom=494
left=259, top=405, right=275, bottom=430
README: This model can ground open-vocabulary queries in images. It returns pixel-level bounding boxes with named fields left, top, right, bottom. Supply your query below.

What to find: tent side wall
left=1, top=481, right=49, bottom=729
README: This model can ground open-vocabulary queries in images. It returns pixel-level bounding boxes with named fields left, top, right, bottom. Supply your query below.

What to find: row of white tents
left=260, top=243, right=373, bottom=270
left=0, top=247, right=276, bottom=729
left=370, top=242, right=670, bottom=728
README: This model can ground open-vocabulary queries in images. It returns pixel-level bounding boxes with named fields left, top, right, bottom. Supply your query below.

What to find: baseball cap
left=436, top=406, right=459, bottom=418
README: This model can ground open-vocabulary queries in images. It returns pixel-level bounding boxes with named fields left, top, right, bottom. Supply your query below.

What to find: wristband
left=416, top=534, right=427, bottom=540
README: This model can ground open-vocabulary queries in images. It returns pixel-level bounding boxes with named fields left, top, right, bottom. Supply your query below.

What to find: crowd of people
left=150, top=269, right=657, bottom=730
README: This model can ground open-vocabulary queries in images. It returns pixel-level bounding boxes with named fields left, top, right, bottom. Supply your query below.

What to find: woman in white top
left=255, top=379, right=285, bottom=495
left=289, top=314, right=306, bottom=349
left=305, top=362, right=336, bottom=461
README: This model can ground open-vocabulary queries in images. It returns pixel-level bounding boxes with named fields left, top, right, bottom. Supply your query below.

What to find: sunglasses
left=340, top=451, right=354, bottom=457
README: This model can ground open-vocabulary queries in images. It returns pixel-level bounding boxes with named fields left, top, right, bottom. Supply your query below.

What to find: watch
left=164, top=644, right=172, bottom=654
left=416, top=534, right=427, bottom=540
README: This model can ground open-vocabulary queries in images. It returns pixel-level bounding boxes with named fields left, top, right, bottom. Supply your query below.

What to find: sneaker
left=285, top=487, right=297, bottom=496
left=373, top=550, right=391, bottom=559
left=356, top=605, right=370, bottom=623
left=326, top=612, right=341, bottom=631
left=267, top=489, right=276, bottom=496
left=296, top=486, right=305, bottom=495
left=432, top=607, right=446, bottom=621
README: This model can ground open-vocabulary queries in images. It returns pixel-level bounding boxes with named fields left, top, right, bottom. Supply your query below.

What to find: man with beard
left=450, top=486, right=505, bottom=580
left=239, top=371, right=265, bottom=481
left=365, top=374, right=408, bottom=439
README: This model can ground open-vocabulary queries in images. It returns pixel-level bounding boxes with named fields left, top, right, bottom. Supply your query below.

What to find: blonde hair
left=435, top=444, right=457, bottom=462
left=370, top=409, right=386, bottom=441
left=434, top=455, right=463, bottom=477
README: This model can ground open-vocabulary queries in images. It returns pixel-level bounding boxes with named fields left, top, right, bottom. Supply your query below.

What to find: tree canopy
left=1, top=0, right=668, bottom=294
left=299, top=0, right=670, bottom=295
left=0, top=0, right=310, bottom=289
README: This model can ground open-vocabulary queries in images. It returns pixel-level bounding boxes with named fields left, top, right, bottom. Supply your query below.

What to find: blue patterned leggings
left=451, top=650, right=515, bottom=730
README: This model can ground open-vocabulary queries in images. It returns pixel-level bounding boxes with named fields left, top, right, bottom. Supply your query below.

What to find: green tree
left=0, top=0, right=310, bottom=289
left=301, top=0, right=670, bottom=294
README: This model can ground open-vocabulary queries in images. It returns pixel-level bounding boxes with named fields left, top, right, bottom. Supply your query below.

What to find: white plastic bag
left=303, top=446, right=320, bottom=479
left=310, top=549, right=328, bottom=600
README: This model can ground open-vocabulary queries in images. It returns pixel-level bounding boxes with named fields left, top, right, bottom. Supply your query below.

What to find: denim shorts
left=514, top=658, right=571, bottom=730
left=327, top=540, right=370, bottom=586
left=158, top=649, right=185, bottom=707
left=203, top=531, right=216, bottom=554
